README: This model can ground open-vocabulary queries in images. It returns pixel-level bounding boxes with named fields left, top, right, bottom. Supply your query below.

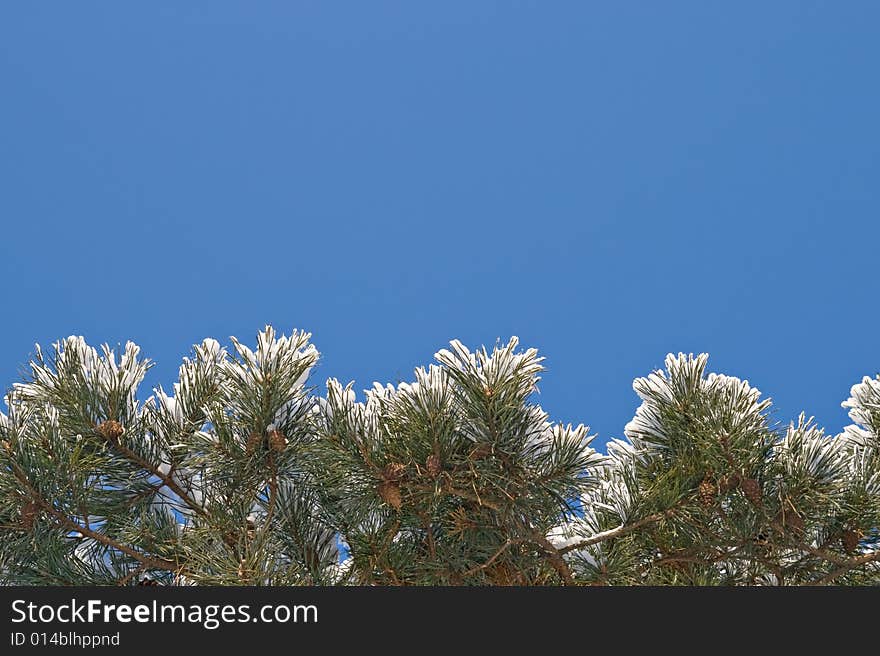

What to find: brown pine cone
left=382, top=462, right=407, bottom=482
left=741, top=478, right=762, bottom=507
left=20, top=501, right=39, bottom=530
left=246, top=432, right=262, bottom=453
left=719, top=472, right=742, bottom=493
left=469, top=443, right=492, bottom=461
left=698, top=478, right=716, bottom=506
left=97, top=419, right=125, bottom=442
left=787, top=512, right=805, bottom=536
left=268, top=429, right=287, bottom=453
left=772, top=507, right=805, bottom=538
left=841, top=529, right=861, bottom=554
left=378, top=481, right=402, bottom=510
left=426, top=454, right=442, bottom=477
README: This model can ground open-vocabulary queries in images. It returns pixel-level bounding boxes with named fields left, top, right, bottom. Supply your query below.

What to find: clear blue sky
left=1, top=2, right=878, bottom=451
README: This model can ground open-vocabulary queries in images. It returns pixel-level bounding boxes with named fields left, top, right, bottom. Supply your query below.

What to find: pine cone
left=741, top=478, right=762, bottom=507
left=787, top=512, right=805, bottom=536
left=382, top=462, right=407, bottom=483
left=97, top=419, right=124, bottom=442
left=841, top=529, right=861, bottom=554
left=772, top=507, right=805, bottom=538
left=378, top=481, right=402, bottom=510
left=268, top=429, right=287, bottom=453
left=20, top=501, right=39, bottom=530
left=426, top=454, right=442, bottom=478
left=469, top=443, right=492, bottom=461
left=719, top=472, right=742, bottom=493
left=246, top=432, right=262, bottom=453
left=224, top=520, right=257, bottom=548
left=698, top=478, right=716, bottom=506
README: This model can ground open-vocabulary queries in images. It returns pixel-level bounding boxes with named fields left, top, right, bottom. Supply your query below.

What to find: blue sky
left=1, top=2, right=878, bottom=451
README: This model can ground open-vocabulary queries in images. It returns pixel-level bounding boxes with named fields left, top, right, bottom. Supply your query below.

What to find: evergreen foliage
left=1, top=327, right=878, bottom=585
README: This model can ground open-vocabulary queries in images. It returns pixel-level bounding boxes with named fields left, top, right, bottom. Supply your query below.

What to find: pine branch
left=3, top=332, right=878, bottom=586
left=530, top=532, right=574, bottom=585
left=463, top=539, right=516, bottom=576
left=108, top=439, right=207, bottom=519
left=795, top=541, right=849, bottom=566
left=559, top=509, right=677, bottom=555
left=9, top=460, right=178, bottom=573
left=116, top=565, right=146, bottom=586
left=805, top=551, right=880, bottom=586
left=251, top=453, right=279, bottom=558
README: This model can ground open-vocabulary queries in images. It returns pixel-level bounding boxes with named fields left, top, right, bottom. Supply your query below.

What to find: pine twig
left=9, top=460, right=179, bottom=573
left=109, top=440, right=207, bottom=519
left=463, top=539, right=516, bottom=576
left=559, top=509, right=677, bottom=555
left=796, top=541, right=849, bottom=566
left=410, top=481, right=503, bottom=511
left=805, top=551, right=880, bottom=586
left=116, top=565, right=146, bottom=586
left=531, top=532, right=574, bottom=586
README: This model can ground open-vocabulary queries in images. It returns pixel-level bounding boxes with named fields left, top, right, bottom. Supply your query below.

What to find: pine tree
left=311, top=338, right=601, bottom=585
left=1, top=327, right=878, bottom=585
left=552, top=355, right=880, bottom=585
left=0, top=328, right=336, bottom=585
